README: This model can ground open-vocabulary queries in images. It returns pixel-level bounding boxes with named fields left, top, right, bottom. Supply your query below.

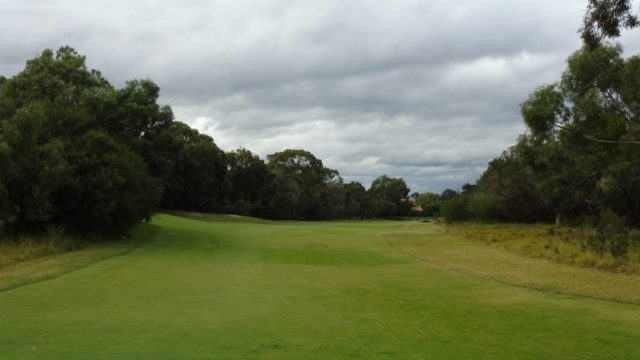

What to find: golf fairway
left=0, top=213, right=639, bottom=359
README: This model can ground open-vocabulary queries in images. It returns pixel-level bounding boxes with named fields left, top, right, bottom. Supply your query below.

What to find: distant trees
left=267, top=149, right=339, bottom=220
left=0, top=48, right=417, bottom=238
left=158, top=122, right=228, bottom=212
left=0, top=46, right=422, bottom=240
left=368, top=175, right=411, bottom=217
left=257, top=150, right=411, bottom=220
left=343, top=181, right=368, bottom=218
left=226, top=148, right=273, bottom=217
left=415, top=192, right=440, bottom=216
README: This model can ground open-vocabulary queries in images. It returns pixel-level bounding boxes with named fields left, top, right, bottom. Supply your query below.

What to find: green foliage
left=439, top=188, right=459, bottom=201
left=415, top=192, right=440, bottom=216
left=581, top=0, right=639, bottom=48
left=467, top=192, right=507, bottom=222
left=226, top=148, right=273, bottom=217
left=58, top=131, right=161, bottom=235
left=471, top=43, right=640, bottom=236
left=521, top=84, right=567, bottom=140
left=368, top=175, right=411, bottom=217
left=163, top=131, right=228, bottom=212
left=266, top=149, right=341, bottom=220
left=343, top=181, right=368, bottom=218
left=1, top=47, right=424, bottom=231
left=0, top=47, right=197, bottom=236
left=441, top=195, right=472, bottom=223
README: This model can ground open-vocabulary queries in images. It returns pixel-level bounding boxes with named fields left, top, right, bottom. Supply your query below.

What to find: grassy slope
left=0, top=214, right=639, bottom=359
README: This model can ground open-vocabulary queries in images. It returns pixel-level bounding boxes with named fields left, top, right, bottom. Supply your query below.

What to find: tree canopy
left=581, top=0, right=639, bottom=48
left=0, top=47, right=228, bottom=236
left=0, top=47, right=417, bottom=239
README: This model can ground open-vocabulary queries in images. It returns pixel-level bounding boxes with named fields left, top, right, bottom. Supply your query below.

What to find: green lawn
left=1, top=214, right=639, bottom=359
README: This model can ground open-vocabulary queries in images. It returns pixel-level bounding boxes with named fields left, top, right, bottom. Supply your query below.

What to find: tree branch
left=604, top=89, right=631, bottom=128
left=583, top=134, right=640, bottom=144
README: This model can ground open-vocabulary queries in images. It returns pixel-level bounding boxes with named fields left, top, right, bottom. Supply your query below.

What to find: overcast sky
left=2, top=0, right=640, bottom=193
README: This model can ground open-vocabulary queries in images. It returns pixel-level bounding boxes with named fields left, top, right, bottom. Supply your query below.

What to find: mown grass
left=0, top=215, right=639, bottom=359
left=445, top=223, right=640, bottom=273
left=162, top=210, right=274, bottom=224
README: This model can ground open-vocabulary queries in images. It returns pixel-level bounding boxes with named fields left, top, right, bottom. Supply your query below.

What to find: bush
left=442, top=196, right=472, bottom=223
left=57, top=131, right=162, bottom=235
left=468, top=193, right=507, bottom=222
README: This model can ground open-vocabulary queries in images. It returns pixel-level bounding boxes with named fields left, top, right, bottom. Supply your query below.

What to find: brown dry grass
left=387, top=222, right=640, bottom=304
left=446, top=223, right=640, bottom=273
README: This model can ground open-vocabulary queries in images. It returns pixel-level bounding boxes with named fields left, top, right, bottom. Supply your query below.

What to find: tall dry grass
left=446, top=223, right=640, bottom=273
left=0, top=228, right=86, bottom=268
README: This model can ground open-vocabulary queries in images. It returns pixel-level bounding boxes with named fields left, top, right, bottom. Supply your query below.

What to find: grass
left=0, top=214, right=639, bottom=359
left=0, top=224, right=155, bottom=292
left=445, top=223, right=640, bottom=273
left=389, top=223, right=640, bottom=304
left=161, top=210, right=274, bottom=224
left=0, top=228, right=84, bottom=269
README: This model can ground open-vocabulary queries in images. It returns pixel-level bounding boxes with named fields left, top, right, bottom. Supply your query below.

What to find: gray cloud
left=3, top=0, right=640, bottom=192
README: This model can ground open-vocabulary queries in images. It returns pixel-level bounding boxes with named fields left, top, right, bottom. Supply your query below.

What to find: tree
left=475, top=136, right=553, bottom=223
left=415, top=192, right=440, bottom=216
left=0, top=47, right=191, bottom=236
left=520, top=45, right=640, bottom=226
left=439, top=189, right=459, bottom=201
left=226, top=148, right=273, bottom=216
left=581, top=0, right=639, bottom=48
left=267, top=149, right=339, bottom=219
left=160, top=122, right=228, bottom=212
left=0, top=102, right=69, bottom=231
left=56, top=131, right=161, bottom=235
left=268, top=168, right=302, bottom=219
left=368, top=175, right=411, bottom=217
left=441, top=195, right=472, bottom=223
left=344, top=181, right=369, bottom=218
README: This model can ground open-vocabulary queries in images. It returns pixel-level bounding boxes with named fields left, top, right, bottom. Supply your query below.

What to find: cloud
left=4, top=0, right=640, bottom=192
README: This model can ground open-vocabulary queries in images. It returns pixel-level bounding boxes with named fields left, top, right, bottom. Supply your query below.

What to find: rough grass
left=445, top=223, right=640, bottom=273
left=0, top=215, right=639, bottom=359
left=0, top=224, right=156, bottom=292
left=0, top=228, right=85, bottom=269
left=390, top=223, right=640, bottom=304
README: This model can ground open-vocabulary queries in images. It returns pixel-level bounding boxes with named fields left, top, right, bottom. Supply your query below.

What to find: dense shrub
left=468, top=193, right=507, bottom=222
left=441, top=196, right=472, bottom=223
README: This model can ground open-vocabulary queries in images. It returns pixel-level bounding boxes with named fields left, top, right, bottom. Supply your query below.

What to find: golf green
left=0, top=213, right=638, bottom=359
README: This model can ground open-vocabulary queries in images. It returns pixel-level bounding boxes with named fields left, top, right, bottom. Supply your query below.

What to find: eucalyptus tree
left=521, top=45, right=640, bottom=225
left=582, top=0, right=639, bottom=48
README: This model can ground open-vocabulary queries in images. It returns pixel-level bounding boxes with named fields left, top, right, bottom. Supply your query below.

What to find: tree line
left=0, top=47, right=412, bottom=238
